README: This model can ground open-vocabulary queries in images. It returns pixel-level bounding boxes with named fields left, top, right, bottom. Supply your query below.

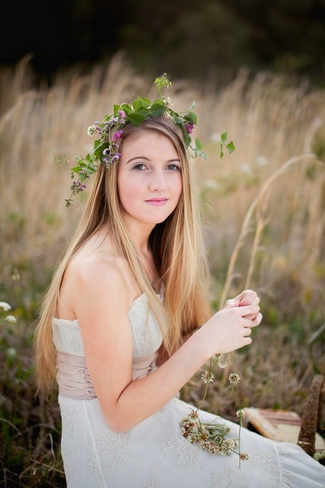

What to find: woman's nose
left=149, top=170, right=168, bottom=191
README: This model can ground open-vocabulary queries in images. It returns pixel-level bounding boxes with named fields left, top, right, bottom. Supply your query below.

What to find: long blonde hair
left=34, top=115, right=211, bottom=394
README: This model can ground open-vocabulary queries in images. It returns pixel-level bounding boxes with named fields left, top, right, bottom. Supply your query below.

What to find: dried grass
left=0, top=53, right=325, bottom=485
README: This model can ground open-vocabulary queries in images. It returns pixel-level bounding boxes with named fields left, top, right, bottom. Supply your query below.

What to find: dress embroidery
left=163, top=436, right=201, bottom=469
left=60, top=397, right=77, bottom=436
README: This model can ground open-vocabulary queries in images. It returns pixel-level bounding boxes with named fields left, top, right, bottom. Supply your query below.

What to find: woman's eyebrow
left=125, top=157, right=181, bottom=165
left=125, top=156, right=149, bottom=164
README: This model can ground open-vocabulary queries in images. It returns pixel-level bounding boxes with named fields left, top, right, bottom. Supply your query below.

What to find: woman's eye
left=167, top=164, right=181, bottom=171
left=133, top=163, right=147, bottom=171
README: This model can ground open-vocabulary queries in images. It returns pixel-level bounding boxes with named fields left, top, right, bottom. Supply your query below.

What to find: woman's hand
left=222, top=289, right=259, bottom=307
left=197, top=290, right=262, bottom=356
left=222, top=289, right=260, bottom=319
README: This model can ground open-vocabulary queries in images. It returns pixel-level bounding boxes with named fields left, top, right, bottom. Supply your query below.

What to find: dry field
left=0, top=53, right=324, bottom=485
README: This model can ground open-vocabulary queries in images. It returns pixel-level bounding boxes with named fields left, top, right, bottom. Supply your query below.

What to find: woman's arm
left=66, top=260, right=262, bottom=432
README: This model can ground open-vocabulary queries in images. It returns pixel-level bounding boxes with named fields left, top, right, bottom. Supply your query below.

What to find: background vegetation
left=1, top=0, right=325, bottom=86
left=0, top=54, right=325, bottom=486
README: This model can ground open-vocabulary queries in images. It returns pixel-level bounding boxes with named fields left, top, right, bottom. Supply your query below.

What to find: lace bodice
left=53, top=292, right=163, bottom=358
left=52, top=293, right=163, bottom=386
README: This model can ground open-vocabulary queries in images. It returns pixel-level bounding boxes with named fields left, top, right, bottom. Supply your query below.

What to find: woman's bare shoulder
left=68, top=232, right=127, bottom=289
left=58, top=229, right=137, bottom=318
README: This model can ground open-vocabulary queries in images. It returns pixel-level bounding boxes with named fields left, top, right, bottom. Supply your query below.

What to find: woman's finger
left=239, top=291, right=259, bottom=306
left=250, top=312, right=263, bottom=327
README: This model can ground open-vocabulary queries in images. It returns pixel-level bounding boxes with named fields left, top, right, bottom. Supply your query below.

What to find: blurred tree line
left=1, top=0, right=324, bottom=85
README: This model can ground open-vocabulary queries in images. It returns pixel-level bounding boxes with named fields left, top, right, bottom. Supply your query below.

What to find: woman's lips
left=145, top=198, right=168, bottom=206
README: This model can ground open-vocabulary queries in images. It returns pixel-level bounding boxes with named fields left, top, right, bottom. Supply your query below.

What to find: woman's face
left=117, top=130, right=183, bottom=228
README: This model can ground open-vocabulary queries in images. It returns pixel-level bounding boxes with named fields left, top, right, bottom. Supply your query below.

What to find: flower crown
left=56, top=74, right=234, bottom=206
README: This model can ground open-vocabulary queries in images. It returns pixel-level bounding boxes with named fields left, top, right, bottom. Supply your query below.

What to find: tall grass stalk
left=220, top=153, right=324, bottom=305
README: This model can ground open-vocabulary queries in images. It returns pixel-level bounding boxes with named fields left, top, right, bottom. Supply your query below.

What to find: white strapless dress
left=52, top=293, right=325, bottom=488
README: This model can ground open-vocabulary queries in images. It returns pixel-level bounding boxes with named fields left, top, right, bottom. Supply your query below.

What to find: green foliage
left=264, top=306, right=279, bottom=326
left=41, top=211, right=61, bottom=229
left=311, top=125, right=325, bottom=161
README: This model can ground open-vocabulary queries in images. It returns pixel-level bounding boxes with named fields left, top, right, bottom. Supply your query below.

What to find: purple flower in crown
left=94, top=121, right=103, bottom=134
left=113, top=129, right=124, bottom=141
left=118, top=109, right=126, bottom=119
left=107, top=116, right=119, bottom=127
left=184, top=121, right=194, bottom=134
left=111, top=153, right=121, bottom=163
left=71, top=180, right=87, bottom=193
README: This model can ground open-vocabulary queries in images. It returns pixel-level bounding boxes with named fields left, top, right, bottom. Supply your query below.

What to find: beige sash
left=56, top=351, right=97, bottom=399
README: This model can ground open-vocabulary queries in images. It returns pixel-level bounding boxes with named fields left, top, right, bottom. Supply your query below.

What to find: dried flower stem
left=181, top=354, right=248, bottom=465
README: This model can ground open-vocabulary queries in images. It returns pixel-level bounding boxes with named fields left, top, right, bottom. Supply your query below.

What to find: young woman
left=35, top=80, right=325, bottom=487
